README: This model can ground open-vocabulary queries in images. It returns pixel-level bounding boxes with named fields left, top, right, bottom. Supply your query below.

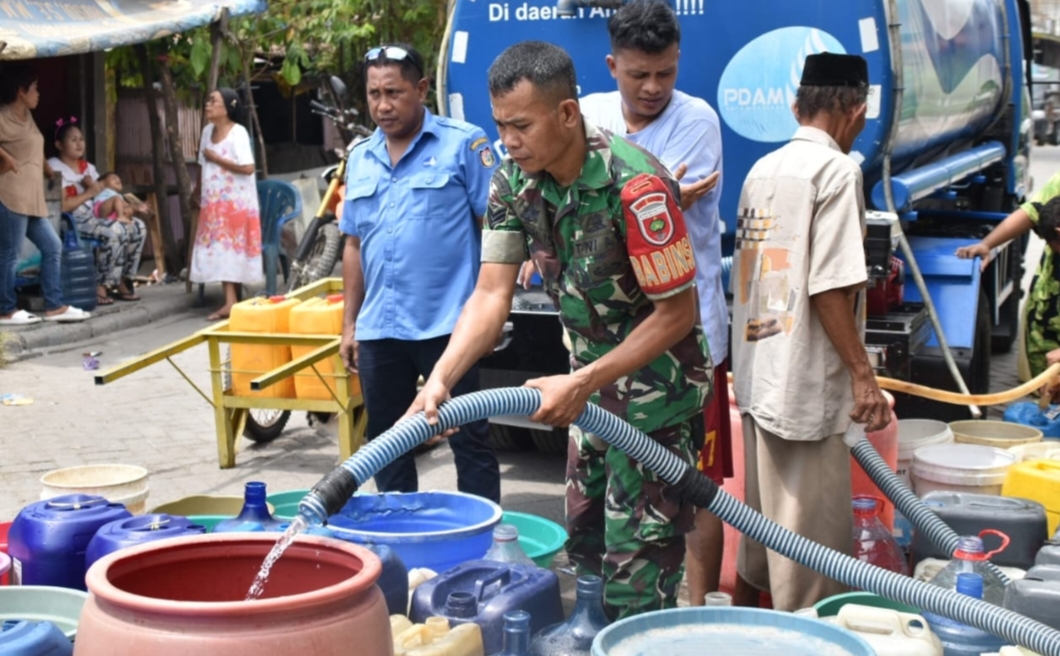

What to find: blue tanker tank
left=445, top=0, right=1032, bottom=423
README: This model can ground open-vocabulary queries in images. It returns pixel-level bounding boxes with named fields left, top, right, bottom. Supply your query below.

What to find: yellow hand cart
left=94, top=278, right=366, bottom=468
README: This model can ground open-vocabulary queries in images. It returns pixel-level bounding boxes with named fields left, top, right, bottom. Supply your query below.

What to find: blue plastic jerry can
left=409, top=560, right=563, bottom=655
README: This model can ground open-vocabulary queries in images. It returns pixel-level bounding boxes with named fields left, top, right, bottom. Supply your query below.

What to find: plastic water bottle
left=213, top=482, right=284, bottom=533
left=927, top=532, right=1009, bottom=606
left=923, top=572, right=1007, bottom=655
left=528, top=575, right=609, bottom=656
left=493, top=610, right=531, bottom=656
left=483, top=524, right=536, bottom=566
left=852, top=496, right=908, bottom=575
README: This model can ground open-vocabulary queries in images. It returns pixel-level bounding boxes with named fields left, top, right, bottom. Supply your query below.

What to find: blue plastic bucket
left=326, top=491, right=502, bottom=573
left=592, top=607, right=874, bottom=656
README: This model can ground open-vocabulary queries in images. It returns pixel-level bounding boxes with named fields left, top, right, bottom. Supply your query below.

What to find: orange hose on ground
left=725, top=363, right=1060, bottom=407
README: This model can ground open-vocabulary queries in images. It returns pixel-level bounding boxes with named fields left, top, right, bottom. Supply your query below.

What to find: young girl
left=48, top=120, right=143, bottom=303
left=191, top=88, right=262, bottom=320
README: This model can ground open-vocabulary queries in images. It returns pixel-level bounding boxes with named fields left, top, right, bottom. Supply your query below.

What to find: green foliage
left=106, top=0, right=449, bottom=115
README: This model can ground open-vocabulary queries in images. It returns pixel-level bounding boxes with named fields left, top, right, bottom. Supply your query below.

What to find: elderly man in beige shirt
left=730, top=52, right=891, bottom=611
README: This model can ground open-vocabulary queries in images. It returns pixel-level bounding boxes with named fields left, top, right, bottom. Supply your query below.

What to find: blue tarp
left=0, top=0, right=266, bottom=60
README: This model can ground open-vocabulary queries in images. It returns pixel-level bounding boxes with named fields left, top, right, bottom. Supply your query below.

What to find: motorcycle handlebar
left=310, top=99, right=336, bottom=115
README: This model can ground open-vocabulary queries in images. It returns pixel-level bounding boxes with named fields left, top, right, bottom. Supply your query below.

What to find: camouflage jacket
left=481, top=120, right=712, bottom=433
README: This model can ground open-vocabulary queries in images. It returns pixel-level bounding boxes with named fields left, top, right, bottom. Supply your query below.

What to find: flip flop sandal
left=44, top=306, right=91, bottom=323
left=0, top=309, right=42, bottom=326
left=96, top=294, right=115, bottom=305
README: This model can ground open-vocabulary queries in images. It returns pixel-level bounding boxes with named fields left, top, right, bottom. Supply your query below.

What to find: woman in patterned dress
left=191, top=88, right=262, bottom=321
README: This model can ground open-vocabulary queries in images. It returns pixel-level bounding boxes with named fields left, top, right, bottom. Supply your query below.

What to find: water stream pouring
left=296, top=388, right=1060, bottom=656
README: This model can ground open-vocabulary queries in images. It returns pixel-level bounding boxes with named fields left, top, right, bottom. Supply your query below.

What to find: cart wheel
left=244, top=409, right=291, bottom=443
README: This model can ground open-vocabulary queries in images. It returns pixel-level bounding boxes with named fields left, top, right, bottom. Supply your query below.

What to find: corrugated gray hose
left=845, top=426, right=1012, bottom=585
left=298, top=388, right=1060, bottom=656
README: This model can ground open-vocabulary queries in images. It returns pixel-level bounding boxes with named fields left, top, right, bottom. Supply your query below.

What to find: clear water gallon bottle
left=528, top=575, right=609, bottom=656
left=927, top=531, right=1009, bottom=606
left=213, top=482, right=283, bottom=533
left=483, top=524, right=536, bottom=566
left=852, top=495, right=908, bottom=575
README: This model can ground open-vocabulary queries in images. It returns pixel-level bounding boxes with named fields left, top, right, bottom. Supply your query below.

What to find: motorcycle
left=243, top=76, right=371, bottom=443
left=285, top=76, right=372, bottom=293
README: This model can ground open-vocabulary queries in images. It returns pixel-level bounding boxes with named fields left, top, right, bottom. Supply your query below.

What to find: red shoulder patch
left=621, top=173, right=695, bottom=296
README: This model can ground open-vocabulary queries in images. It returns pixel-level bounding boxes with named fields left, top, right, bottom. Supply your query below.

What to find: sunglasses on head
left=364, top=46, right=423, bottom=78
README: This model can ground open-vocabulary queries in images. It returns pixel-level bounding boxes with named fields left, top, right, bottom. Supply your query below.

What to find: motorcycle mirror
left=330, top=75, right=348, bottom=101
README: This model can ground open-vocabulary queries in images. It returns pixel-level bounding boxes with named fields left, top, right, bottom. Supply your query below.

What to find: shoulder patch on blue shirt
left=479, top=146, right=495, bottom=168
left=470, top=136, right=489, bottom=151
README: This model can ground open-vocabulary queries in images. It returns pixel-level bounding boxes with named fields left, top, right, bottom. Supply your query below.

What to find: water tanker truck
left=438, top=0, right=1035, bottom=450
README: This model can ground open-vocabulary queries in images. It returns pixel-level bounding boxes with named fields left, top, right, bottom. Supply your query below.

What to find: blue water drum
left=356, top=543, right=408, bottom=616
left=1004, top=402, right=1060, bottom=439
left=85, top=514, right=207, bottom=571
left=410, top=560, right=563, bottom=654
left=59, top=224, right=97, bottom=313
left=0, top=620, right=72, bottom=656
left=8, top=495, right=131, bottom=590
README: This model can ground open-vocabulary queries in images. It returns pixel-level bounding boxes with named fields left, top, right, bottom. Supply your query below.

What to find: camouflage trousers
left=565, top=418, right=697, bottom=620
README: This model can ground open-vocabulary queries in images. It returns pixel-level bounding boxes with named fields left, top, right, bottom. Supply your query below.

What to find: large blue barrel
left=7, top=495, right=131, bottom=590
left=0, top=620, right=72, bottom=656
left=84, top=514, right=207, bottom=571
left=59, top=222, right=97, bottom=313
left=441, top=0, right=1018, bottom=233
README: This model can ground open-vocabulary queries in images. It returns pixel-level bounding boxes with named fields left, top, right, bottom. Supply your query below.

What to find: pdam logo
left=717, top=27, right=846, bottom=143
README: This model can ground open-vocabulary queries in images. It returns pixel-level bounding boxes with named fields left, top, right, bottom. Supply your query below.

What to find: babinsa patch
left=621, top=173, right=695, bottom=297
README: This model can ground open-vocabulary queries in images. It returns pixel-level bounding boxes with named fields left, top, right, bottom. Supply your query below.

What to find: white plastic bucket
left=40, top=464, right=150, bottom=515
left=897, top=420, right=954, bottom=487
left=1008, top=442, right=1060, bottom=463
left=911, top=444, right=1017, bottom=497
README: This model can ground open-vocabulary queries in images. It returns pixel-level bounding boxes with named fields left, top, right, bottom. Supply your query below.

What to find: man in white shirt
left=580, top=0, right=730, bottom=605
left=731, top=52, right=890, bottom=611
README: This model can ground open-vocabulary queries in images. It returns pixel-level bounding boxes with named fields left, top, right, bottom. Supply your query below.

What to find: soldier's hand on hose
left=403, top=377, right=460, bottom=438
left=672, top=164, right=720, bottom=211
left=339, top=329, right=358, bottom=374
left=955, top=242, right=993, bottom=272
left=851, top=371, right=891, bottom=433
left=525, top=373, right=593, bottom=428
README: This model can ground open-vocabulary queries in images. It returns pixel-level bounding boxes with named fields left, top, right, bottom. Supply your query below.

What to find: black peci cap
left=800, top=52, right=869, bottom=87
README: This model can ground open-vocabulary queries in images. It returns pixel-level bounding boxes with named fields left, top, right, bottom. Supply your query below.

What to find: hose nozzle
left=297, top=466, right=359, bottom=526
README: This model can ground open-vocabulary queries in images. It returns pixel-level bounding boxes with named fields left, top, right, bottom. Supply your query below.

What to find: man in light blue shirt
left=339, top=43, right=501, bottom=502
left=580, top=0, right=731, bottom=604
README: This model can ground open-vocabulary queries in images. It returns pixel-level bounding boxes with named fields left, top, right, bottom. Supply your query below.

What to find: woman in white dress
left=191, top=88, right=262, bottom=320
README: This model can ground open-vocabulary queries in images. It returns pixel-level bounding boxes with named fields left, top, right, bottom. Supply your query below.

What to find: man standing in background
left=580, top=0, right=731, bottom=604
left=338, top=43, right=501, bottom=503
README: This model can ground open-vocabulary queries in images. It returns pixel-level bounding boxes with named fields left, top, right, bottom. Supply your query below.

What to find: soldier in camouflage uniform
left=409, top=41, right=712, bottom=620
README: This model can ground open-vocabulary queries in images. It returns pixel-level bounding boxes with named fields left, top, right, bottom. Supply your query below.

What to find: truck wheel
left=488, top=423, right=534, bottom=451
left=530, top=428, right=569, bottom=456
left=244, top=409, right=292, bottom=443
